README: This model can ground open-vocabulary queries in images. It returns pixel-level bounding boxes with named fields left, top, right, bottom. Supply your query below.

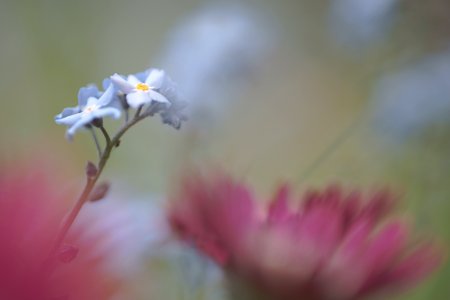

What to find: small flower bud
left=89, top=182, right=110, bottom=202
left=58, top=244, right=79, bottom=263
left=86, top=161, right=98, bottom=178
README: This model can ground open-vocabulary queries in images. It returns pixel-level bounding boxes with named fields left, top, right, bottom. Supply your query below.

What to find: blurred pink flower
left=169, top=172, right=444, bottom=300
left=0, top=162, right=124, bottom=299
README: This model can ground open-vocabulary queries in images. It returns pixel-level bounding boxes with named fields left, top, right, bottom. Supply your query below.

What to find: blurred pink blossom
left=0, top=162, right=124, bottom=299
left=169, top=172, right=444, bottom=300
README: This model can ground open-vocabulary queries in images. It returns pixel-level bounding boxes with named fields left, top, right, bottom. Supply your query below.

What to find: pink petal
left=317, top=220, right=373, bottom=299
left=385, top=243, right=443, bottom=288
left=359, top=221, right=409, bottom=292
left=297, top=203, right=343, bottom=262
left=268, top=184, right=291, bottom=224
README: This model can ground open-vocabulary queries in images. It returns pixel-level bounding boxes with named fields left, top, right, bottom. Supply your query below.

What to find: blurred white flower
left=370, top=49, right=450, bottom=141
left=329, top=0, right=399, bottom=50
left=72, top=190, right=170, bottom=278
left=160, top=3, right=276, bottom=129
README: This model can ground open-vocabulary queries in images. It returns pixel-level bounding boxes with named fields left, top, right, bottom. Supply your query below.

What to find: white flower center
left=82, top=104, right=99, bottom=115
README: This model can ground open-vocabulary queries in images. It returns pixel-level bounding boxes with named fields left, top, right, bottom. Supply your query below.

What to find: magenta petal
left=359, top=222, right=409, bottom=292
left=317, top=220, right=372, bottom=299
left=297, top=204, right=343, bottom=260
left=204, top=178, right=256, bottom=254
left=384, top=244, right=443, bottom=288
left=268, top=184, right=291, bottom=224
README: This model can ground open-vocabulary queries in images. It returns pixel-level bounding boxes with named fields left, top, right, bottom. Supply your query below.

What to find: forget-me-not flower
left=110, top=69, right=170, bottom=108
left=55, top=83, right=121, bottom=140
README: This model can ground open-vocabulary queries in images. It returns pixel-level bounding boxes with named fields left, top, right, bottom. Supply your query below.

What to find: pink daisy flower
left=169, top=172, right=443, bottom=300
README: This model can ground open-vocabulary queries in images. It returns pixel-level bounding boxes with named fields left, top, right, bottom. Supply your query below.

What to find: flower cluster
left=170, top=172, right=443, bottom=300
left=55, top=68, right=186, bottom=140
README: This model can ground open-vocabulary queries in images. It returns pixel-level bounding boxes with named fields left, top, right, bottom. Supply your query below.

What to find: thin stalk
left=99, top=125, right=111, bottom=147
left=89, top=128, right=102, bottom=159
left=44, top=110, right=154, bottom=269
left=297, top=117, right=361, bottom=185
left=124, top=109, right=129, bottom=123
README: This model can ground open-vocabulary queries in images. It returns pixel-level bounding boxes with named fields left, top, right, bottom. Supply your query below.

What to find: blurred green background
left=0, top=0, right=449, bottom=299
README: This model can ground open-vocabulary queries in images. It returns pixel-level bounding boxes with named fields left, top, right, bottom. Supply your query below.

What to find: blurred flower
left=329, top=0, right=399, bottom=50
left=0, top=162, right=124, bottom=299
left=110, top=69, right=170, bottom=108
left=170, top=172, right=443, bottom=300
left=161, top=4, right=275, bottom=129
left=370, top=50, right=450, bottom=141
left=155, top=74, right=188, bottom=130
left=55, top=83, right=120, bottom=140
left=72, top=191, right=172, bottom=277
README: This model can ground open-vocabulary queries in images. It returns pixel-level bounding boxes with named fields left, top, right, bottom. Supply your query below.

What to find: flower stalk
left=47, top=108, right=157, bottom=269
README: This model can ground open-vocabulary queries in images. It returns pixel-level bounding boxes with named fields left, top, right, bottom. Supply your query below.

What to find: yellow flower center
left=136, top=83, right=150, bottom=92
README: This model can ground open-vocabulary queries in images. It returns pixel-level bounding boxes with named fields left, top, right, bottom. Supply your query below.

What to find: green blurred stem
left=45, top=109, right=154, bottom=268
left=297, top=117, right=361, bottom=185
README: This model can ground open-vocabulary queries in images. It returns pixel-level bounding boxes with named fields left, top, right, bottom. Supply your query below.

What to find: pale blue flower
left=160, top=4, right=274, bottom=129
left=370, top=50, right=450, bottom=142
left=151, top=74, right=188, bottom=129
left=329, top=0, right=399, bottom=50
left=55, top=84, right=121, bottom=140
left=110, top=69, right=170, bottom=108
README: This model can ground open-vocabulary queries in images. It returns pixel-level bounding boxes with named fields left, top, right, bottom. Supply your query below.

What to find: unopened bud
left=86, top=161, right=98, bottom=178
left=58, top=244, right=79, bottom=263
left=89, top=182, right=110, bottom=202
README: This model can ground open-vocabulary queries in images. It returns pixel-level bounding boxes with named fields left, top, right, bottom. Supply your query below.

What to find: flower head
left=170, top=172, right=443, bottom=300
left=110, top=69, right=170, bottom=108
left=329, top=0, right=399, bottom=50
left=111, top=68, right=187, bottom=129
left=55, top=83, right=121, bottom=140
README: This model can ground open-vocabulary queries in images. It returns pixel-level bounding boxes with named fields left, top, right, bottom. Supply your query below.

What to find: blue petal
left=148, top=90, right=170, bottom=104
left=55, top=112, right=83, bottom=126
left=127, top=92, right=151, bottom=108
left=127, top=75, right=141, bottom=86
left=66, top=115, right=94, bottom=139
left=97, top=83, right=116, bottom=106
left=145, top=69, right=165, bottom=89
left=57, top=107, right=80, bottom=118
left=92, top=107, right=121, bottom=120
left=78, top=84, right=100, bottom=107
left=102, top=78, right=112, bottom=90
left=111, top=73, right=134, bottom=94
left=134, top=69, right=150, bottom=82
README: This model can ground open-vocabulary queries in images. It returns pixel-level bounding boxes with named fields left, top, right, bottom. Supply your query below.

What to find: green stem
left=297, top=117, right=361, bottom=185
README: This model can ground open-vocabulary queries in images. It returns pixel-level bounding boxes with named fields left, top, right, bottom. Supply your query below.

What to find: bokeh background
left=0, top=0, right=449, bottom=299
